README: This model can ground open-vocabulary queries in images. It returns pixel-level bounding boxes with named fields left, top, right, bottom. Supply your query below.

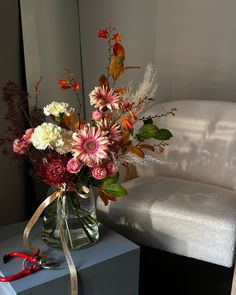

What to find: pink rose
left=13, top=139, right=27, bottom=155
left=13, top=128, right=34, bottom=155
left=67, top=158, right=83, bottom=173
left=92, top=110, right=103, bottom=120
left=105, top=161, right=118, bottom=177
left=22, top=128, right=34, bottom=144
left=92, top=166, right=107, bottom=180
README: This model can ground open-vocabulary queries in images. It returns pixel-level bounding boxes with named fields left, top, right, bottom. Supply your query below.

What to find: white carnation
left=55, top=129, right=73, bottom=154
left=43, top=101, right=75, bottom=117
left=32, top=123, right=63, bottom=150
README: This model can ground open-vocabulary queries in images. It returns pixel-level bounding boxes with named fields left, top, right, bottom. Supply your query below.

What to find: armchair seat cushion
left=97, top=176, right=236, bottom=267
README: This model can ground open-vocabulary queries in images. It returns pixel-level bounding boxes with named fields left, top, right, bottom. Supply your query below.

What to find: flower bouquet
left=12, top=26, right=175, bottom=251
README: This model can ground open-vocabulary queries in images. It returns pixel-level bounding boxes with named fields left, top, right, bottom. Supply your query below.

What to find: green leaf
left=137, top=123, right=159, bottom=140
left=135, top=134, right=143, bottom=142
left=54, top=113, right=64, bottom=124
left=102, top=174, right=119, bottom=186
left=104, top=183, right=127, bottom=197
left=154, top=129, right=173, bottom=140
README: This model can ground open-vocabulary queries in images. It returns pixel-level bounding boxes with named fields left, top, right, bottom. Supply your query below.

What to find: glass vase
left=42, top=187, right=99, bottom=250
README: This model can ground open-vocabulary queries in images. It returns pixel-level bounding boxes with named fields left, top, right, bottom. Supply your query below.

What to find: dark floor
left=139, top=246, right=234, bottom=295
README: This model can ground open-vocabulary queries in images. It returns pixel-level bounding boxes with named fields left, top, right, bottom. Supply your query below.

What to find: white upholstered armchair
left=97, top=99, right=236, bottom=294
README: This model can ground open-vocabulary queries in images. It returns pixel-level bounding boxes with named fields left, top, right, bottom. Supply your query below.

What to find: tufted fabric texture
left=97, top=100, right=236, bottom=267
left=97, top=176, right=236, bottom=267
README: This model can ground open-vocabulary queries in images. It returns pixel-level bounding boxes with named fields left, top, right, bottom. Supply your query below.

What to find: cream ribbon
left=23, top=189, right=78, bottom=295
left=57, top=196, right=78, bottom=295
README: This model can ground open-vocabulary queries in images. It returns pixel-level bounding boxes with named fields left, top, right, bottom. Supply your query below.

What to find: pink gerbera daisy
left=97, top=118, right=122, bottom=141
left=89, top=86, right=121, bottom=111
left=71, top=124, right=110, bottom=167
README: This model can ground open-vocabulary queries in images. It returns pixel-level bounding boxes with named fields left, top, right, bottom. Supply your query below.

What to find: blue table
left=0, top=221, right=140, bottom=295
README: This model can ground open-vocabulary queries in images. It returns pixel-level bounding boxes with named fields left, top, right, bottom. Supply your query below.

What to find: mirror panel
left=20, top=0, right=83, bottom=110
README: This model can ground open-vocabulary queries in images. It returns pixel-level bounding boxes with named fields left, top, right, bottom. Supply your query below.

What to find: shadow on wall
left=136, top=101, right=236, bottom=192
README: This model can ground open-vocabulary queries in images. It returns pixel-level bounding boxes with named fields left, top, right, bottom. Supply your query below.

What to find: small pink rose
left=105, top=161, right=118, bottom=177
left=13, top=128, right=34, bottom=155
left=13, top=139, right=27, bottom=154
left=67, top=158, right=83, bottom=173
left=22, top=128, right=34, bottom=143
left=92, top=110, right=103, bottom=121
left=92, top=166, right=107, bottom=180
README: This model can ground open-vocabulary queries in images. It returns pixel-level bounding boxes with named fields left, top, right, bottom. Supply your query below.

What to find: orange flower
left=98, top=28, right=108, bottom=39
left=71, top=82, right=80, bottom=90
left=129, top=111, right=137, bottom=121
left=112, top=33, right=122, bottom=43
left=59, top=80, right=70, bottom=90
left=123, top=103, right=133, bottom=110
left=59, top=80, right=80, bottom=91
left=122, top=104, right=136, bottom=123
left=122, top=117, right=133, bottom=130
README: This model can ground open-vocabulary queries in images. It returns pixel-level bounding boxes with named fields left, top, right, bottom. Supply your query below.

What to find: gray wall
left=79, top=0, right=236, bottom=105
left=0, top=1, right=26, bottom=225
left=155, top=0, right=236, bottom=102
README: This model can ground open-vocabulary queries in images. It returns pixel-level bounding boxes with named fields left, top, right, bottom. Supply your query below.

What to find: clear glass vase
left=42, top=187, right=99, bottom=250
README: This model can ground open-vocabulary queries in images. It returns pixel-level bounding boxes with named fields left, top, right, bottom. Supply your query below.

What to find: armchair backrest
left=136, top=100, right=236, bottom=191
